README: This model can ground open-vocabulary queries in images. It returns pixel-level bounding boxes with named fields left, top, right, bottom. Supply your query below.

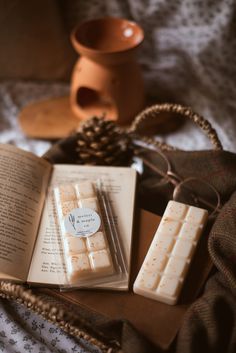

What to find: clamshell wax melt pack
left=133, top=200, right=208, bottom=305
left=54, top=180, right=127, bottom=289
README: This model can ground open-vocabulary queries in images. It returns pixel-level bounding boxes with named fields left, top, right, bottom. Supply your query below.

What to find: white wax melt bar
left=54, top=182, right=114, bottom=283
left=133, top=200, right=208, bottom=305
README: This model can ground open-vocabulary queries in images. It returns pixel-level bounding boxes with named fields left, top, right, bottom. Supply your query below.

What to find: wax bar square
left=86, top=232, right=106, bottom=251
left=64, top=236, right=87, bottom=254
left=79, top=197, right=99, bottom=212
left=158, top=219, right=181, bottom=237
left=172, top=239, right=194, bottom=259
left=144, top=250, right=168, bottom=272
left=163, top=200, right=188, bottom=220
left=164, top=256, right=188, bottom=278
left=89, top=250, right=112, bottom=270
left=61, top=201, right=78, bottom=217
left=179, top=222, right=202, bottom=242
left=157, top=275, right=181, bottom=298
left=154, top=233, right=175, bottom=253
left=75, top=181, right=95, bottom=199
left=68, top=254, right=91, bottom=276
left=59, top=185, right=77, bottom=202
left=186, top=206, right=208, bottom=225
left=137, top=270, right=160, bottom=290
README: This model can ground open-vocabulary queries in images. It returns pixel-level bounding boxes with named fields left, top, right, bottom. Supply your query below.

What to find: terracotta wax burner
left=70, top=17, right=145, bottom=125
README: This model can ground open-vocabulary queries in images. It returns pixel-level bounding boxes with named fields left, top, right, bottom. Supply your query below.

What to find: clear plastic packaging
left=53, top=179, right=128, bottom=289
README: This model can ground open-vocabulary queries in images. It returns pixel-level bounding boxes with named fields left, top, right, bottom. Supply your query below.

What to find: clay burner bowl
left=73, top=17, right=144, bottom=60
left=70, top=17, right=145, bottom=124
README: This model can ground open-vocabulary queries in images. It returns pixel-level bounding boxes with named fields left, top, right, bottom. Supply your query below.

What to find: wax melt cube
left=164, top=257, right=188, bottom=278
left=157, top=275, right=181, bottom=298
left=67, top=254, right=91, bottom=281
left=163, top=201, right=188, bottom=220
left=144, top=250, right=168, bottom=272
left=179, top=222, right=201, bottom=242
left=158, top=219, right=181, bottom=237
left=75, top=181, right=95, bottom=199
left=79, top=197, right=99, bottom=212
left=86, top=232, right=106, bottom=251
left=61, top=201, right=78, bottom=217
left=154, top=233, right=175, bottom=253
left=172, top=239, right=194, bottom=259
left=59, top=185, right=77, bottom=202
left=64, top=236, right=87, bottom=254
left=186, top=206, right=208, bottom=225
left=137, top=270, right=160, bottom=290
left=89, top=250, right=112, bottom=271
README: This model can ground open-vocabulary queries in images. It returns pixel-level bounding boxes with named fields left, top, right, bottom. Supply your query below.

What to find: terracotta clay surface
left=19, top=96, right=80, bottom=139
left=70, top=17, right=145, bottom=124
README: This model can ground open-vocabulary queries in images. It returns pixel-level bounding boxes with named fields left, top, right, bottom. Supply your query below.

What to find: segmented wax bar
left=133, top=201, right=208, bottom=305
left=54, top=182, right=114, bottom=283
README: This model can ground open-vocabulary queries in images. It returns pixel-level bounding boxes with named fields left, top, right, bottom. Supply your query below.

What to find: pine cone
left=76, top=117, right=133, bottom=166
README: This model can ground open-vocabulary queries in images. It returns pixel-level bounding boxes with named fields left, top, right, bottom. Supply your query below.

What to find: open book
left=0, top=144, right=136, bottom=290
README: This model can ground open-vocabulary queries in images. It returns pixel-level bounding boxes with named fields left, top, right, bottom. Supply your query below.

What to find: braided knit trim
left=127, top=103, right=223, bottom=151
left=0, top=282, right=119, bottom=353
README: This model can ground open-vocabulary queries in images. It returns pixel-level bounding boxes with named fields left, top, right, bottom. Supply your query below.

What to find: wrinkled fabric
left=0, top=300, right=100, bottom=353
left=177, top=191, right=236, bottom=353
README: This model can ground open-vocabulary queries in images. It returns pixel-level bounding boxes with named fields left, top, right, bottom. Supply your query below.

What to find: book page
left=27, top=165, right=136, bottom=287
left=0, top=144, right=52, bottom=281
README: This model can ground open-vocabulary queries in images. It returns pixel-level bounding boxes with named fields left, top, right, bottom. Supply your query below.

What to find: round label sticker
left=64, top=208, right=101, bottom=238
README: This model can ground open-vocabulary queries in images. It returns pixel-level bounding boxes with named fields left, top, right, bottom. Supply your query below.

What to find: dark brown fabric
left=44, top=137, right=236, bottom=352
left=177, top=192, right=236, bottom=353
left=0, top=0, right=75, bottom=80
